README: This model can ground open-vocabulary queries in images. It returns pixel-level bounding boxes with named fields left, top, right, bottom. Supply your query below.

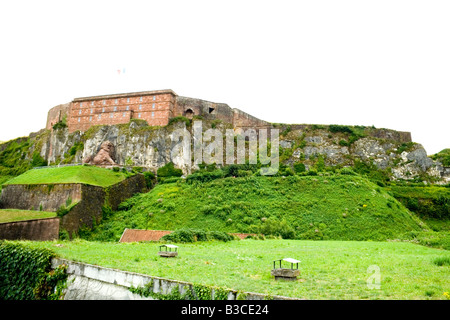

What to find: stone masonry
left=46, top=89, right=271, bottom=133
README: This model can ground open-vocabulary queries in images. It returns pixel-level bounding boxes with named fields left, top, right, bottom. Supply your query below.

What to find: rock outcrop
left=14, top=120, right=449, bottom=184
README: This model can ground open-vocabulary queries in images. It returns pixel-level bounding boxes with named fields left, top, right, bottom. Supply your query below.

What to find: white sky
left=0, top=0, right=448, bottom=155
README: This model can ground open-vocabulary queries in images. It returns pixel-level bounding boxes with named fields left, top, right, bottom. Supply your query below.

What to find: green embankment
left=0, top=209, right=56, bottom=223
left=430, top=148, right=450, bottom=166
left=3, top=165, right=130, bottom=188
left=84, top=174, right=428, bottom=242
left=387, top=184, right=450, bottom=234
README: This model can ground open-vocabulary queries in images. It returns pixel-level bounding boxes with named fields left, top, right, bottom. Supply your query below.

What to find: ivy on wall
left=129, top=279, right=233, bottom=300
left=0, top=241, right=67, bottom=300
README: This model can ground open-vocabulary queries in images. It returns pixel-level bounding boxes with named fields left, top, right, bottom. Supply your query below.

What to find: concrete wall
left=0, top=217, right=60, bottom=241
left=0, top=184, right=82, bottom=212
left=52, top=258, right=299, bottom=300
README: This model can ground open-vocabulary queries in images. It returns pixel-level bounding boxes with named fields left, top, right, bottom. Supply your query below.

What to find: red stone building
left=46, top=89, right=270, bottom=133
left=67, top=89, right=176, bottom=133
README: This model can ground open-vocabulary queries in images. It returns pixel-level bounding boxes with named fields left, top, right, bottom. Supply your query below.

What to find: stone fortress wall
left=46, top=89, right=271, bottom=133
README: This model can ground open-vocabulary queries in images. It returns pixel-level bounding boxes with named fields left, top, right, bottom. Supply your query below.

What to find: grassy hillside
left=387, top=184, right=450, bottom=234
left=430, top=148, right=450, bottom=166
left=0, top=209, right=56, bottom=223
left=3, top=165, right=131, bottom=188
left=84, top=173, right=428, bottom=242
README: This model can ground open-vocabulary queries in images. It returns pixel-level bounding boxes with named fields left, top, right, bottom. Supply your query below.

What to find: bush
left=157, top=162, right=183, bottom=178
left=143, top=171, right=156, bottom=189
left=68, top=142, right=84, bottom=156
left=161, top=228, right=234, bottom=243
left=222, top=164, right=258, bottom=178
left=52, top=120, right=67, bottom=130
left=31, top=153, right=47, bottom=168
left=339, top=167, right=357, bottom=175
left=293, top=162, right=306, bottom=174
left=0, top=242, right=67, bottom=300
left=258, top=218, right=295, bottom=239
left=328, top=125, right=353, bottom=134
left=56, top=205, right=69, bottom=217
left=186, top=170, right=224, bottom=184
left=132, top=167, right=144, bottom=173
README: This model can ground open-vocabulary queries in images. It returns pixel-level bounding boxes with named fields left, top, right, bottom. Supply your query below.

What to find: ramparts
left=0, top=173, right=148, bottom=238
left=0, top=217, right=59, bottom=241
left=0, top=183, right=82, bottom=212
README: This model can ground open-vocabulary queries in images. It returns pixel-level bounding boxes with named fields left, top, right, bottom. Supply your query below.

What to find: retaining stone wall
left=52, top=258, right=299, bottom=301
left=0, top=217, right=60, bottom=241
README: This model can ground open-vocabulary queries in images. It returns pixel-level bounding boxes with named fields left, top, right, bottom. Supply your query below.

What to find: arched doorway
left=184, top=108, right=194, bottom=119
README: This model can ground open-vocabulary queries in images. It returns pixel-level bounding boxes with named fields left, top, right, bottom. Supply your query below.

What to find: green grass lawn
left=0, top=209, right=56, bottom=223
left=21, top=239, right=450, bottom=300
left=2, top=166, right=130, bottom=188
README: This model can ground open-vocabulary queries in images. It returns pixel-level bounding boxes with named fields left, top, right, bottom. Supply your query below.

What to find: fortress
left=46, top=89, right=270, bottom=133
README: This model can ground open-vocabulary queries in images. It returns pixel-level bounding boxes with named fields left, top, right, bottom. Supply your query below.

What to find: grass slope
left=22, top=239, right=450, bottom=300
left=85, top=174, right=427, bottom=242
left=3, top=166, right=130, bottom=188
left=0, top=209, right=56, bottom=223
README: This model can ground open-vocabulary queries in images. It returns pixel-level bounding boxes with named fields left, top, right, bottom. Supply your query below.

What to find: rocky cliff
left=2, top=119, right=449, bottom=184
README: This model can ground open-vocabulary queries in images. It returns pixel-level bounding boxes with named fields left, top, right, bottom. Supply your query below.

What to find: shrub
left=132, top=167, right=144, bottom=173
left=161, top=228, right=234, bottom=243
left=258, top=218, right=295, bottom=239
left=294, top=162, right=306, bottom=174
left=31, top=153, right=47, bottom=168
left=222, top=164, right=258, bottom=177
left=339, top=167, right=357, bottom=175
left=315, top=155, right=325, bottom=172
left=186, top=170, right=224, bottom=184
left=143, top=171, right=156, bottom=189
left=237, top=170, right=253, bottom=177
left=328, top=124, right=353, bottom=134
left=0, top=242, right=67, bottom=300
left=68, top=142, right=84, bottom=156
left=56, top=205, right=70, bottom=217
left=396, top=142, right=416, bottom=154
left=52, top=119, right=67, bottom=130
left=157, top=162, right=183, bottom=178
